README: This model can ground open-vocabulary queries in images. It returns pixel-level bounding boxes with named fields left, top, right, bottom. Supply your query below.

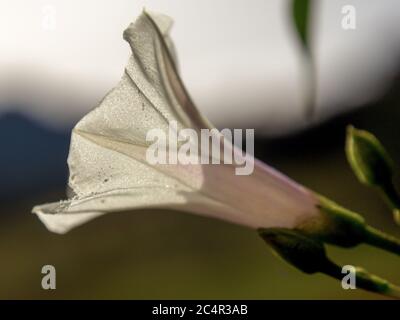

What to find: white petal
left=33, top=203, right=104, bottom=234
left=33, top=11, right=320, bottom=233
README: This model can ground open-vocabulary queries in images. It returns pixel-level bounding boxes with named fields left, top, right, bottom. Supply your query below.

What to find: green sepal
left=298, top=195, right=367, bottom=248
left=295, top=195, right=400, bottom=255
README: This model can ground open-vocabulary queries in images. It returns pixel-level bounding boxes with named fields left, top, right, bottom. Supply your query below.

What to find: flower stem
left=363, top=225, right=400, bottom=256
left=320, top=259, right=400, bottom=299
left=259, top=228, right=400, bottom=298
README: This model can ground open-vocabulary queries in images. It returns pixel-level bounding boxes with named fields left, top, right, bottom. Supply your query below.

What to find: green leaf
left=291, top=0, right=316, bottom=117
left=292, top=0, right=311, bottom=50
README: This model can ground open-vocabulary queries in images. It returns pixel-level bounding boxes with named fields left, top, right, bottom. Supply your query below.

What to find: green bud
left=258, top=227, right=400, bottom=298
left=345, top=125, right=393, bottom=188
left=346, top=126, right=400, bottom=225
left=258, top=228, right=331, bottom=274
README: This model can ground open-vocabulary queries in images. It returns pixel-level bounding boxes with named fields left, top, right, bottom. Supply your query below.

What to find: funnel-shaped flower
left=32, top=11, right=320, bottom=234
left=32, top=10, right=400, bottom=298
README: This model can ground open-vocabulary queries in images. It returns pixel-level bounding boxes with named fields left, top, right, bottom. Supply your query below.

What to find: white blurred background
left=0, top=0, right=400, bottom=135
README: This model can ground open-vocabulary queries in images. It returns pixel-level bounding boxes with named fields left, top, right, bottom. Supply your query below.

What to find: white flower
left=32, top=10, right=320, bottom=234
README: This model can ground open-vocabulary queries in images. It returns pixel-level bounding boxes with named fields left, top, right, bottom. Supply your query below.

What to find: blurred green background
left=1, top=76, right=400, bottom=299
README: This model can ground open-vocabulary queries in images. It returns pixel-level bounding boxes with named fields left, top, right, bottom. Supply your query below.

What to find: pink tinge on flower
left=32, top=10, right=320, bottom=234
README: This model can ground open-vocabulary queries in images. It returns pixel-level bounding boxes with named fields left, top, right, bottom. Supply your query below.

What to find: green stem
left=364, top=225, right=400, bottom=256
left=259, top=228, right=400, bottom=298
left=321, top=260, right=400, bottom=299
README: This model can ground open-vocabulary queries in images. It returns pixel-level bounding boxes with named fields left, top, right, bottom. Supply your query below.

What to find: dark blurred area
left=0, top=109, right=71, bottom=201
left=1, top=73, right=400, bottom=299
